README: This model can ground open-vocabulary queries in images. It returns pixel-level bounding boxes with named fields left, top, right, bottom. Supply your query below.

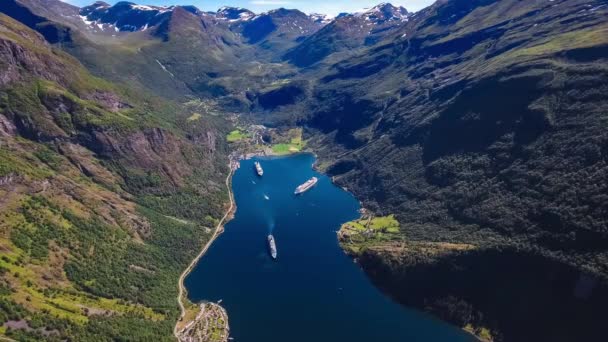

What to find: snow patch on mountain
left=354, top=3, right=410, bottom=23
left=309, top=13, right=333, bottom=25
left=217, top=6, right=255, bottom=22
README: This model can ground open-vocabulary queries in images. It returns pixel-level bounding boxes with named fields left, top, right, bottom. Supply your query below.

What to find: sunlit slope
left=0, top=14, right=229, bottom=341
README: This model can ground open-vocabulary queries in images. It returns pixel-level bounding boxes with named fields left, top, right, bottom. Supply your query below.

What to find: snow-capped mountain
left=79, top=1, right=199, bottom=33
left=355, top=3, right=409, bottom=24
left=237, top=8, right=324, bottom=46
left=216, top=6, right=255, bottom=22
left=77, top=2, right=331, bottom=38
left=284, top=3, right=411, bottom=67
left=36, top=0, right=408, bottom=58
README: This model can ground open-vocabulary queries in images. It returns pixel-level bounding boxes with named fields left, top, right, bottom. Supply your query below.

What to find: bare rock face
left=0, top=114, right=17, bottom=137
left=84, top=91, right=132, bottom=112
left=0, top=31, right=68, bottom=87
left=0, top=174, right=16, bottom=186
left=45, top=176, right=151, bottom=239
left=206, top=131, right=216, bottom=152
left=0, top=38, right=30, bottom=86
left=92, top=128, right=194, bottom=186
left=58, top=142, right=122, bottom=190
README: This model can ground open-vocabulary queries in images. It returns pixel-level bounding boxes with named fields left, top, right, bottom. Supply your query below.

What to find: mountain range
left=1, top=0, right=607, bottom=341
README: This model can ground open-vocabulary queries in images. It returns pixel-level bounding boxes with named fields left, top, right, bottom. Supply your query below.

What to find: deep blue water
left=185, top=154, right=475, bottom=342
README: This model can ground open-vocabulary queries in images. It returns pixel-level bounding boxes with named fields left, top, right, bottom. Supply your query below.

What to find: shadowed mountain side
left=256, top=0, right=608, bottom=340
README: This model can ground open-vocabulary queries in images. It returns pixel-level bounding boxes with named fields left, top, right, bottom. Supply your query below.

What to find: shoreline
left=172, top=150, right=304, bottom=339
left=174, top=151, right=481, bottom=342
left=174, top=160, right=238, bottom=340
left=172, top=148, right=279, bottom=340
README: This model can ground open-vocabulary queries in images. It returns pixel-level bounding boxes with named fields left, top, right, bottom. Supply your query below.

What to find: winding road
left=174, top=162, right=237, bottom=340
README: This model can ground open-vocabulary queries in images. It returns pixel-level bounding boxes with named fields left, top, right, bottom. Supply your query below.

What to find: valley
left=0, top=0, right=607, bottom=341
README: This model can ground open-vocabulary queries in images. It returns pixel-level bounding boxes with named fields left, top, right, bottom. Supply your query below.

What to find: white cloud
left=246, top=1, right=435, bottom=16
left=250, top=0, right=292, bottom=5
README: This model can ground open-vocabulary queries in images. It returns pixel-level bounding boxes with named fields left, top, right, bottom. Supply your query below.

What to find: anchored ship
left=268, top=234, right=277, bottom=260
left=254, top=161, right=263, bottom=177
left=295, top=177, right=318, bottom=195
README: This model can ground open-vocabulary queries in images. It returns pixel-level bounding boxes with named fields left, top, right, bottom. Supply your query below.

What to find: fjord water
left=185, top=154, right=474, bottom=342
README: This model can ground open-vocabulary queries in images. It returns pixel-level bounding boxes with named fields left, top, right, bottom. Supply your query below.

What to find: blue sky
left=62, top=0, right=436, bottom=16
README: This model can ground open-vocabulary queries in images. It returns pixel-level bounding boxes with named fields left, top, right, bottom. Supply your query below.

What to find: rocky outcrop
left=91, top=127, right=201, bottom=187
left=0, top=174, right=16, bottom=186
left=0, top=22, right=73, bottom=87
left=0, top=114, right=17, bottom=137
left=58, top=142, right=121, bottom=188
left=84, top=91, right=132, bottom=112
left=205, top=131, right=217, bottom=153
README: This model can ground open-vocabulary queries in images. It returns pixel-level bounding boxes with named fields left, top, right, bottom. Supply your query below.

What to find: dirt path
left=174, top=163, right=236, bottom=339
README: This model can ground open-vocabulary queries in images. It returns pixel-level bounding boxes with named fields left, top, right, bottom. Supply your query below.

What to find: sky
left=62, top=0, right=436, bottom=16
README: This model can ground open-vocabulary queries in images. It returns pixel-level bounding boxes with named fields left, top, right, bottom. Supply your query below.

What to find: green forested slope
left=0, top=14, right=229, bottom=340
left=260, top=0, right=608, bottom=340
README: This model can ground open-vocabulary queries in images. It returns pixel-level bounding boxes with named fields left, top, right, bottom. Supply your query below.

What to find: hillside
left=259, top=0, right=608, bottom=340
left=0, top=0, right=297, bottom=104
left=235, top=8, right=325, bottom=59
left=0, top=13, right=229, bottom=340
left=284, top=3, right=410, bottom=67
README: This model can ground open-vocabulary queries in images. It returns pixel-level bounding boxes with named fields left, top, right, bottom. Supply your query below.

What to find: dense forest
left=257, top=0, right=608, bottom=340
